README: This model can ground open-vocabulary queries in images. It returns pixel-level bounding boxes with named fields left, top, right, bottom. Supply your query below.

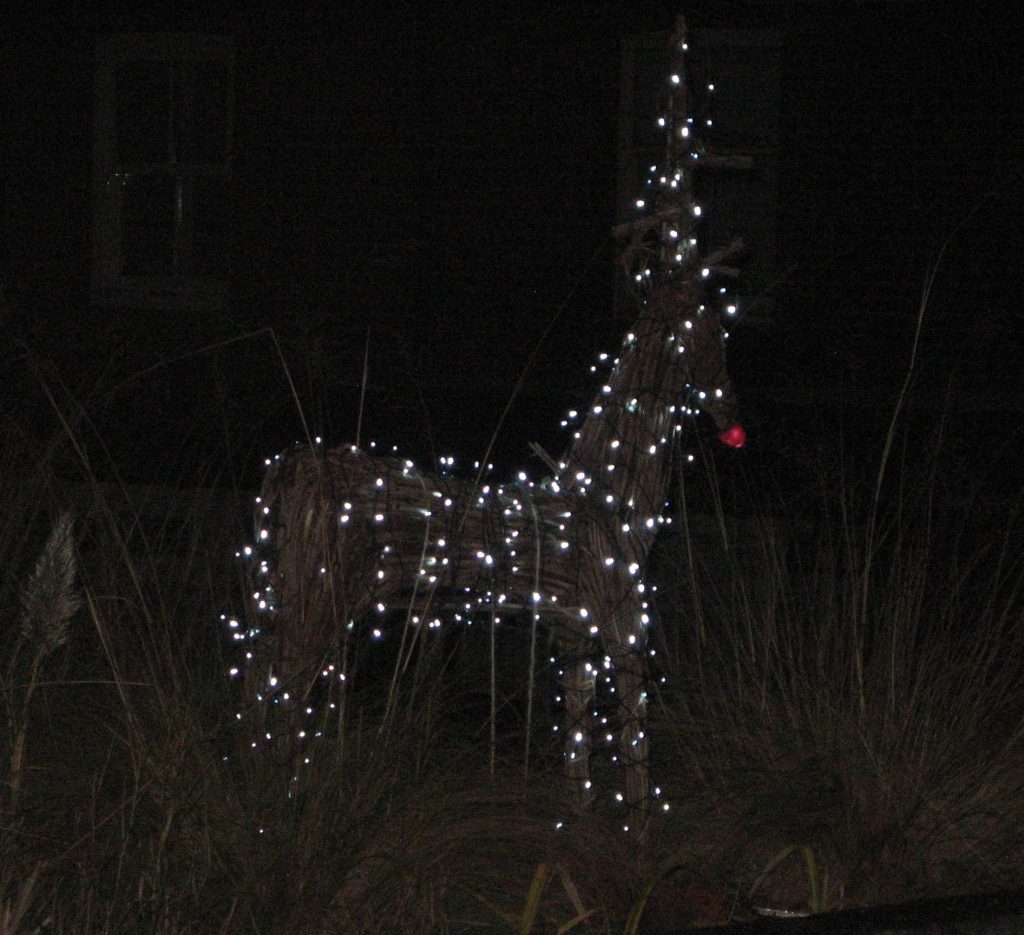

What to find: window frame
left=91, top=33, right=234, bottom=310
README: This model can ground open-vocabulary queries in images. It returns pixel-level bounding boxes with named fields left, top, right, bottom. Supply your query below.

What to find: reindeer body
left=248, top=269, right=742, bottom=824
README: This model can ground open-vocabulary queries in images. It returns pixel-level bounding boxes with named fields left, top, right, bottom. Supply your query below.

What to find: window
left=92, top=34, right=233, bottom=309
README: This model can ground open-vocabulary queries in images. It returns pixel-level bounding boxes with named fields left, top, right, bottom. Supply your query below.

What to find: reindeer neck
left=556, top=275, right=704, bottom=541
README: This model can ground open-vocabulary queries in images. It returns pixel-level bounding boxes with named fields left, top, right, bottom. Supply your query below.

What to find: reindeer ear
left=717, top=423, right=746, bottom=449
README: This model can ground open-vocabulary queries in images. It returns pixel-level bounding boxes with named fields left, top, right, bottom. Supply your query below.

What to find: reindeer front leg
left=561, top=657, right=596, bottom=808
left=613, top=656, right=651, bottom=835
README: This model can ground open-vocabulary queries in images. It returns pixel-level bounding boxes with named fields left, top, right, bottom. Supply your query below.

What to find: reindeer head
left=681, top=299, right=745, bottom=449
left=641, top=271, right=746, bottom=451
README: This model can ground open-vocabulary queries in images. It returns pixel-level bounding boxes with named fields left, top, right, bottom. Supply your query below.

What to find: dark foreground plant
left=647, top=451, right=1024, bottom=921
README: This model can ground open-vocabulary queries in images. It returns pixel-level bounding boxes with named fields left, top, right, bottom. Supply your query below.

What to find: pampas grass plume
left=19, top=511, right=80, bottom=657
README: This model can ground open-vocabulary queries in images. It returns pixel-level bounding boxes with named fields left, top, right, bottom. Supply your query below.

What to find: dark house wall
left=2, top=7, right=1020, bottom=493
left=2, top=20, right=629, bottom=484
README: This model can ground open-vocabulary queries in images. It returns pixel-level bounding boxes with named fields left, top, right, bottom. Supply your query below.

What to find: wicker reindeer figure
left=238, top=18, right=746, bottom=830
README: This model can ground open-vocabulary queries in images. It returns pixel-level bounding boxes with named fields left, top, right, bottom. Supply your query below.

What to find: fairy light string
left=227, top=15, right=746, bottom=835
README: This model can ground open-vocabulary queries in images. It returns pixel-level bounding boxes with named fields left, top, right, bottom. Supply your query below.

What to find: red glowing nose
left=717, top=423, right=746, bottom=449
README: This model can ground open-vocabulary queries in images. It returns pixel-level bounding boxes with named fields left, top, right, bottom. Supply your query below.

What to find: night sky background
left=2, top=1, right=1021, bottom=502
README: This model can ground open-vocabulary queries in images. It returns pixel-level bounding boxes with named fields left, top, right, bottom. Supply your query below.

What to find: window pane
left=193, top=174, right=230, bottom=276
left=191, top=61, right=230, bottom=165
left=116, top=62, right=170, bottom=164
left=122, top=173, right=176, bottom=275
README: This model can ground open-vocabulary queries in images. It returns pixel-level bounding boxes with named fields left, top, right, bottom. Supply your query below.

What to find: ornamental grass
left=2, top=375, right=1022, bottom=933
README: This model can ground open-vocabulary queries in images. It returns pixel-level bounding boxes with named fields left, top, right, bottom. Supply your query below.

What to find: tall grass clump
left=7, top=287, right=1023, bottom=929
left=0, top=387, right=645, bottom=933
left=5, top=511, right=80, bottom=812
left=648, top=439, right=1024, bottom=914
left=0, top=399, right=253, bottom=929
